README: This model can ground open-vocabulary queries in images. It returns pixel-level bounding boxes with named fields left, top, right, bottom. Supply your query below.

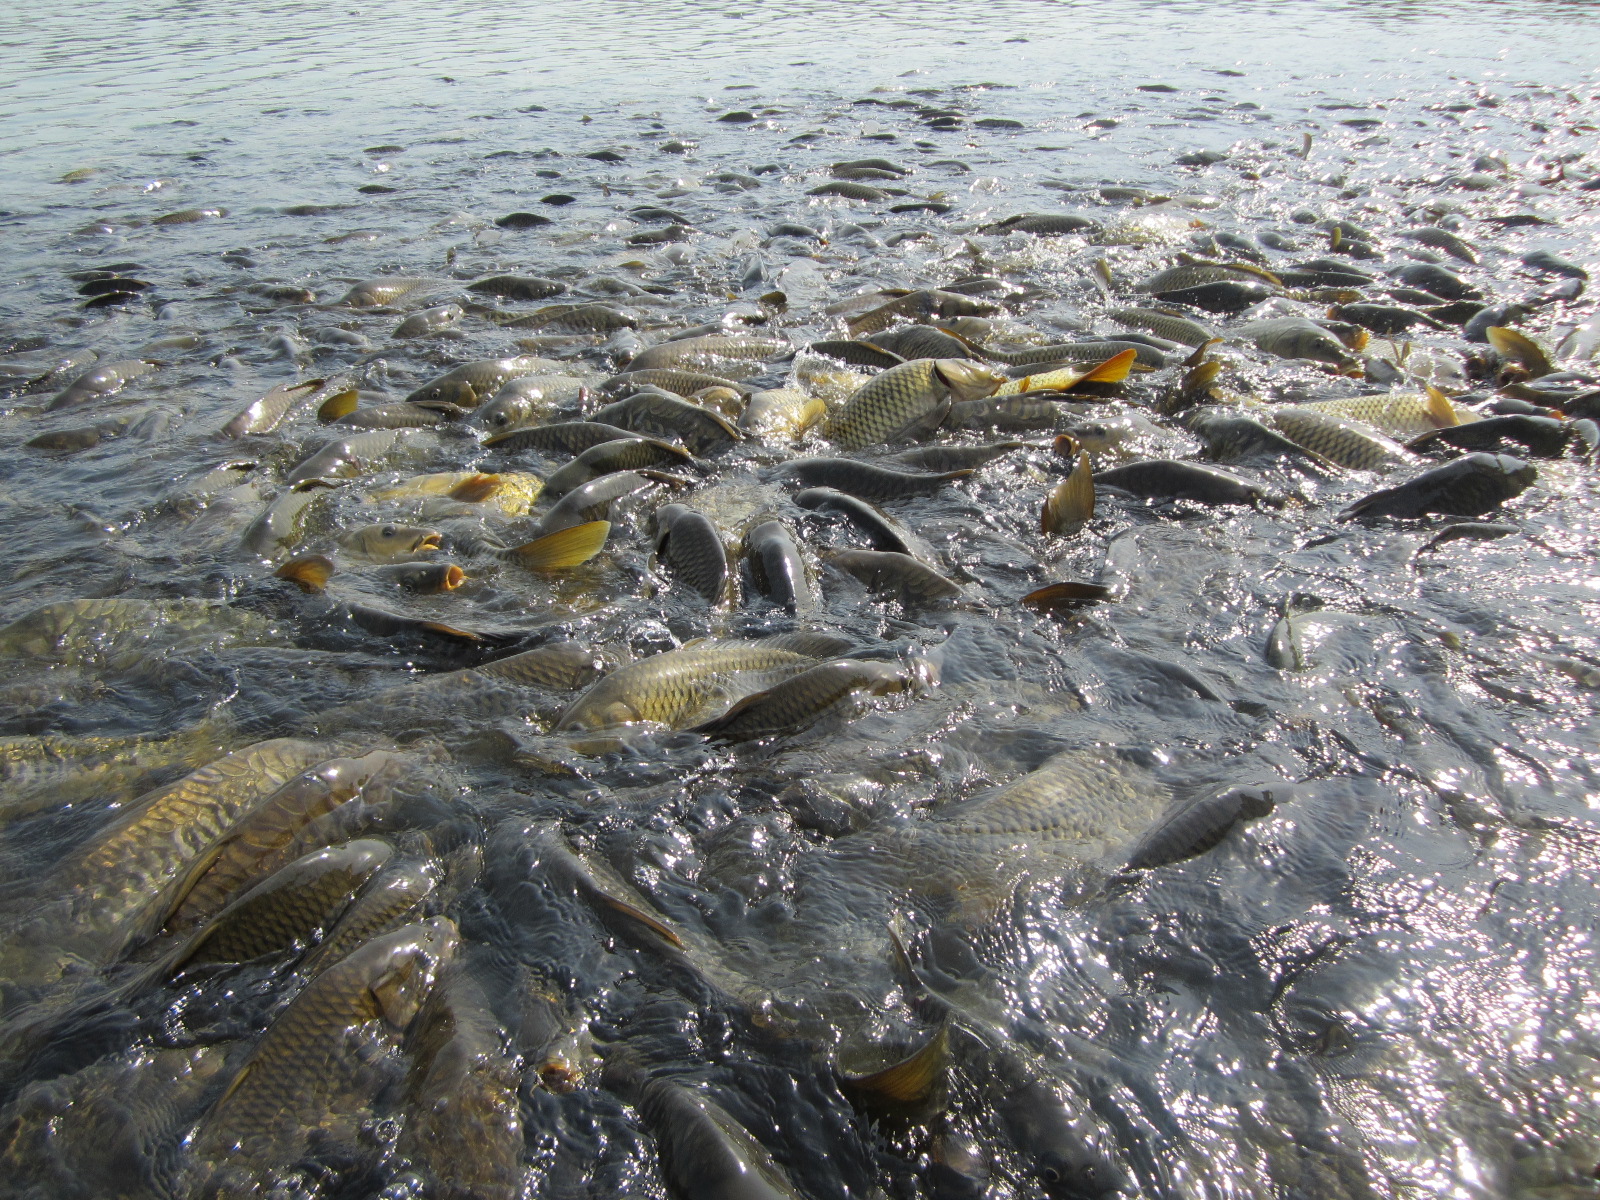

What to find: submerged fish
left=1341, top=453, right=1536, bottom=519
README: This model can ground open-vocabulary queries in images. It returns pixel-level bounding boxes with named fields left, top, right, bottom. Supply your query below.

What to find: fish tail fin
left=1041, top=450, right=1094, bottom=535
left=509, top=521, right=610, bottom=570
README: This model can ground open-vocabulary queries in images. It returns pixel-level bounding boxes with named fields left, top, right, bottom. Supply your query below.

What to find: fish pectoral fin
left=509, top=521, right=611, bottom=570
left=1077, top=348, right=1138, bottom=385
left=448, top=473, right=503, bottom=503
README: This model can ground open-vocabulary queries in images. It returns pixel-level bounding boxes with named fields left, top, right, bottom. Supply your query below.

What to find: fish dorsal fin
left=1424, top=385, right=1460, bottom=428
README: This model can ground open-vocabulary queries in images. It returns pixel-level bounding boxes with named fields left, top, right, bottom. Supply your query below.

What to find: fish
left=1123, top=784, right=1280, bottom=869
left=544, top=437, right=697, bottom=499
left=808, top=339, right=906, bottom=370
left=393, top=965, right=526, bottom=1200
left=1237, top=317, right=1360, bottom=368
left=1133, top=261, right=1283, bottom=293
left=329, top=401, right=460, bottom=430
left=1265, top=406, right=1413, bottom=470
left=1293, top=387, right=1464, bottom=439
left=240, top=479, right=344, bottom=557
left=366, top=470, right=543, bottom=515
left=592, top=389, right=744, bottom=454
left=826, top=549, right=963, bottom=605
left=981, top=213, right=1100, bottom=236
left=501, top=303, right=638, bottom=333
left=1485, top=326, right=1555, bottom=378
left=220, top=377, right=337, bottom=437
left=777, top=458, right=973, bottom=500
left=866, top=325, right=977, bottom=361
left=1328, top=303, right=1449, bottom=335
left=845, top=290, right=1001, bottom=338
left=298, top=860, right=443, bottom=977
left=554, top=637, right=845, bottom=731
left=473, top=374, right=590, bottom=431
left=794, top=487, right=915, bottom=553
left=599, top=368, right=746, bottom=400
left=740, top=388, right=829, bottom=439
left=341, top=276, right=438, bottom=307
left=4, top=739, right=331, bottom=972
left=977, top=339, right=1162, bottom=371
left=286, top=428, right=421, bottom=484
left=626, top=334, right=789, bottom=374
left=484, top=420, right=639, bottom=455
left=0, top=598, right=276, bottom=664
left=1407, top=414, right=1570, bottom=457
left=604, top=1054, right=807, bottom=1200
left=188, top=918, right=457, bottom=1192
left=825, top=359, right=1002, bottom=449
left=885, top=441, right=1027, bottom=471
left=654, top=504, right=731, bottom=603
left=1095, top=459, right=1279, bottom=507
left=992, top=349, right=1138, bottom=395
left=533, top=471, right=674, bottom=536
left=1185, top=410, right=1340, bottom=469
left=1341, top=453, right=1537, bottom=519
left=338, top=522, right=443, bottom=562
left=406, top=356, right=551, bottom=407
left=173, top=839, right=395, bottom=969
left=393, top=302, right=465, bottom=338
left=694, top=658, right=918, bottom=740
left=1042, top=449, right=1094, bottom=535
left=46, top=359, right=158, bottom=411
left=743, top=519, right=815, bottom=613
left=1107, top=306, right=1217, bottom=347
left=466, top=274, right=567, bottom=300
left=1390, top=261, right=1480, bottom=300
left=164, top=750, right=406, bottom=930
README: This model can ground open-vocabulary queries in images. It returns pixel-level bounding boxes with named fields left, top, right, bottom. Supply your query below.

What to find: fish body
left=1266, top=406, right=1413, bottom=470
left=740, top=388, right=828, bottom=439
left=474, top=374, right=589, bottom=431
left=341, top=276, right=436, bottom=306
left=826, top=359, right=1001, bottom=449
left=1186, top=410, right=1337, bottom=468
left=221, top=377, right=334, bottom=437
left=1408, top=414, right=1570, bottom=457
left=544, top=437, right=695, bottom=499
left=393, top=302, right=465, bottom=338
left=600, top=368, right=744, bottom=400
left=1341, top=453, right=1536, bottom=519
left=286, top=428, right=417, bottom=484
left=654, top=504, right=732, bottom=603
left=485, top=420, right=638, bottom=455
left=1237, top=317, right=1358, bottom=367
left=794, top=487, right=914, bottom=553
left=778, top=458, right=972, bottom=500
left=555, top=641, right=828, bottom=731
left=744, top=520, right=814, bottom=613
left=592, top=389, right=743, bottom=454
left=189, top=919, right=457, bottom=1190
left=626, top=334, right=788, bottom=374
left=467, top=274, right=567, bottom=300
left=1298, top=389, right=1464, bottom=439
left=47, top=359, right=157, bottom=410
left=1095, top=460, right=1277, bottom=506
left=534, top=470, right=669, bottom=536
left=695, top=658, right=915, bottom=739
left=1107, top=306, right=1217, bottom=347
left=827, top=549, right=962, bottom=605
left=501, top=303, right=637, bottom=333
left=406, top=356, right=549, bottom=408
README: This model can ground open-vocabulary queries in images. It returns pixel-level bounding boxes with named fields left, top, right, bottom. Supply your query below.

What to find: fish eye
left=490, top=411, right=508, bottom=427
left=381, top=524, right=397, bottom=538
left=1041, top=1166, right=1062, bottom=1184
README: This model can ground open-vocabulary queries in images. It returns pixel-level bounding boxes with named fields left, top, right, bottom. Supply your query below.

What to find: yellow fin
left=1041, top=450, right=1094, bottom=536
left=1023, top=581, right=1112, bottom=611
left=843, top=1022, right=950, bottom=1106
left=600, top=895, right=685, bottom=948
left=1424, top=385, right=1461, bottom=428
left=1485, top=326, right=1553, bottom=377
left=448, top=472, right=503, bottom=504
left=274, top=553, right=335, bottom=593
left=510, top=520, right=610, bottom=570
left=316, top=388, right=360, bottom=423
left=1078, top=347, right=1138, bottom=384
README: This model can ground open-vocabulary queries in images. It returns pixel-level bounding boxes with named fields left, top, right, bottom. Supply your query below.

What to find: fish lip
left=415, top=532, right=443, bottom=552
left=441, top=565, right=465, bottom=590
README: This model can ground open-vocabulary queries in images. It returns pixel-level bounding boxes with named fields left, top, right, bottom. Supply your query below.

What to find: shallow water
left=0, top=2, right=1598, bottom=1198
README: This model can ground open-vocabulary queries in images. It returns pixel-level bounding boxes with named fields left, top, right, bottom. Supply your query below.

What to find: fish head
left=384, top=561, right=465, bottom=594
left=1036, top=1145, right=1129, bottom=1200
left=476, top=391, right=539, bottom=432
left=364, top=917, right=459, bottom=1029
left=418, top=380, right=479, bottom=408
left=344, top=522, right=443, bottom=561
left=934, top=359, right=1005, bottom=402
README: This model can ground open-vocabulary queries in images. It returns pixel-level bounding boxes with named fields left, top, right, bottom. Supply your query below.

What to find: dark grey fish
left=1341, top=453, right=1536, bottom=519
left=885, top=442, right=1027, bottom=471
left=654, top=504, right=730, bottom=603
left=1407, top=415, right=1570, bottom=458
left=794, top=487, right=914, bottom=553
left=827, top=549, right=963, bottom=604
left=1095, top=460, right=1281, bottom=506
left=744, top=520, right=814, bottom=613
left=484, top=421, right=639, bottom=455
left=1124, top=785, right=1281, bottom=870
left=778, top=458, right=972, bottom=501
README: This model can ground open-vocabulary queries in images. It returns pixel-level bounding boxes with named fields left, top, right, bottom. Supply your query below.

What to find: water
left=0, top=2, right=1598, bottom=1198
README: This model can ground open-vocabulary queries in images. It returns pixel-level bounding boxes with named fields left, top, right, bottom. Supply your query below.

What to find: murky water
left=0, top=2, right=1598, bottom=1198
